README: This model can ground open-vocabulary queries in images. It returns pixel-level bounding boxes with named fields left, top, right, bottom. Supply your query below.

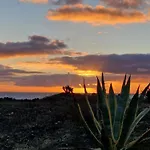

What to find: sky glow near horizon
left=0, top=0, right=150, bottom=93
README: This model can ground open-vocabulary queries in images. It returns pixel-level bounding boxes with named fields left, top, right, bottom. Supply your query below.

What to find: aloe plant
left=77, top=73, right=150, bottom=150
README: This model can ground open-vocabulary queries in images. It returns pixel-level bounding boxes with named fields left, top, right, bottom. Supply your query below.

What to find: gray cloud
left=13, top=74, right=85, bottom=87
left=0, top=35, right=83, bottom=57
left=49, top=54, right=150, bottom=75
left=101, top=0, right=149, bottom=9
left=50, top=0, right=82, bottom=5
left=11, top=73, right=121, bottom=87
left=11, top=73, right=149, bottom=88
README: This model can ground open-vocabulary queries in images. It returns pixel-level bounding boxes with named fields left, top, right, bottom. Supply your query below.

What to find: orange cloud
left=20, top=0, right=48, bottom=4
left=47, top=4, right=149, bottom=25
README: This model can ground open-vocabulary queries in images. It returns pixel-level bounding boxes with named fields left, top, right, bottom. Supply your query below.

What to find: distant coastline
left=0, top=92, right=134, bottom=100
left=0, top=92, right=57, bottom=100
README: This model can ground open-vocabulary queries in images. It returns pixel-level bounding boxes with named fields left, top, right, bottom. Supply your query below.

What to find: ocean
left=0, top=92, right=57, bottom=100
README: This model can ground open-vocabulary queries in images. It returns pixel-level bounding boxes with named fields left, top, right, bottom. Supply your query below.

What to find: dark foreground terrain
left=0, top=93, right=150, bottom=150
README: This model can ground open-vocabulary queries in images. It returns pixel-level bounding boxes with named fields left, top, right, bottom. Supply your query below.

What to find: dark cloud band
left=49, top=54, right=150, bottom=75
left=0, top=35, right=83, bottom=57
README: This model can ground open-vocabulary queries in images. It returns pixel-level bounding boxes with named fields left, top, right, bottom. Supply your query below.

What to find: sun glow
left=0, top=81, right=148, bottom=94
left=76, top=70, right=100, bottom=77
left=73, top=87, right=95, bottom=93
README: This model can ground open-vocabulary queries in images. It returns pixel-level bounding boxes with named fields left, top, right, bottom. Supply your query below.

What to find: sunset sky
left=0, top=0, right=150, bottom=93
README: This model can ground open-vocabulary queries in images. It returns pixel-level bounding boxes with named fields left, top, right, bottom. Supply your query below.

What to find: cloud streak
left=0, top=64, right=42, bottom=82
left=0, top=35, right=83, bottom=57
left=20, top=0, right=48, bottom=4
left=20, top=0, right=82, bottom=4
left=47, top=4, right=149, bottom=25
left=50, top=0, right=82, bottom=5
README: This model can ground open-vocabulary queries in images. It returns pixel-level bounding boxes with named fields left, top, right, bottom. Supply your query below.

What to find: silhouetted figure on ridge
left=62, top=85, right=73, bottom=94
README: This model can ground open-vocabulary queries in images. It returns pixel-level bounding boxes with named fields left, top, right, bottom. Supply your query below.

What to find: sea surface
left=0, top=92, right=57, bottom=100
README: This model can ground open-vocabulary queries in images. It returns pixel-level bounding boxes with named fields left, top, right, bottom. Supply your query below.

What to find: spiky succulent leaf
left=83, top=80, right=102, bottom=135
left=113, top=96, right=123, bottom=141
left=105, top=84, right=117, bottom=143
left=76, top=73, right=150, bottom=150
left=97, top=77, right=116, bottom=144
left=138, top=137, right=150, bottom=144
left=121, top=74, right=127, bottom=95
left=121, top=75, right=131, bottom=104
left=96, top=77, right=102, bottom=122
left=108, top=84, right=117, bottom=126
left=96, top=77, right=107, bottom=122
left=113, top=76, right=131, bottom=141
left=77, top=103, right=103, bottom=147
left=100, top=124, right=114, bottom=150
left=139, top=83, right=150, bottom=101
left=117, top=86, right=140, bottom=147
left=96, top=73, right=106, bottom=122
left=97, top=77, right=110, bottom=131
left=124, top=108, right=150, bottom=145
left=124, top=128, right=150, bottom=150
left=102, top=72, right=106, bottom=94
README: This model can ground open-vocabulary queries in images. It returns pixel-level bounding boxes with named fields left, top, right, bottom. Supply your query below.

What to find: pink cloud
left=19, top=0, right=48, bottom=4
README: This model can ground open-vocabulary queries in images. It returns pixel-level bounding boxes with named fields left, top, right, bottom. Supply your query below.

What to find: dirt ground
left=0, top=93, right=150, bottom=150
